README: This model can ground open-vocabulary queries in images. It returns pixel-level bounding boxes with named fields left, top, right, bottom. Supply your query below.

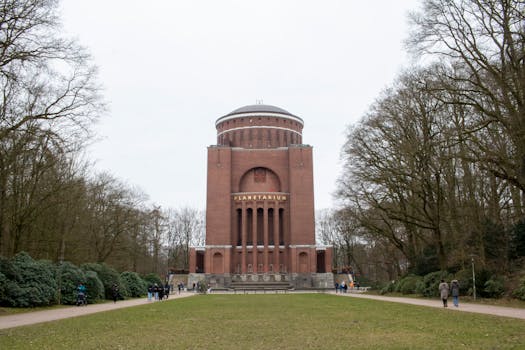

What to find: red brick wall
left=288, top=146, right=315, bottom=246
left=206, top=147, right=232, bottom=245
left=205, top=110, right=320, bottom=274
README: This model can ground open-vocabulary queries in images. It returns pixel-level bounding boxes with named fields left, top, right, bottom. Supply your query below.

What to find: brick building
left=189, top=104, right=333, bottom=289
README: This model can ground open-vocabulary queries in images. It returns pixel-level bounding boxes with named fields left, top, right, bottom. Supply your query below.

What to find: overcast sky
left=59, top=0, right=420, bottom=211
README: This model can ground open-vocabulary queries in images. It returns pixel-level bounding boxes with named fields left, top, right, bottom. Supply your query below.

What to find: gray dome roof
left=218, top=104, right=302, bottom=124
left=227, top=104, right=295, bottom=116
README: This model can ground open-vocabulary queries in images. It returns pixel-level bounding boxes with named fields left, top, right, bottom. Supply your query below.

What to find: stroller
left=76, top=291, right=87, bottom=306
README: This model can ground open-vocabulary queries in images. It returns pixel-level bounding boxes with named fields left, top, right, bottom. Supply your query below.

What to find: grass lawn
left=1, top=294, right=524, bottom=349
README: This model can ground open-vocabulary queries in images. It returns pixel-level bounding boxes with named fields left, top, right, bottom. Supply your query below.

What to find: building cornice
left=217, top=125, right=302, bottom=137
left=216, top=112, right=304, bottom=127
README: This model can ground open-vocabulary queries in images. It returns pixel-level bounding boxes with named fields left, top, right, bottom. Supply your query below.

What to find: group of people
left=334, top=280, right=360, bottom=293
left=438, top=279, right=460, bottom=307
left=147, top=283, right=171, bottom=301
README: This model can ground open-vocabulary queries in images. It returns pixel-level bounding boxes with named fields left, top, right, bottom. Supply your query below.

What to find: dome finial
left=256, top=99, right=263, bottom=105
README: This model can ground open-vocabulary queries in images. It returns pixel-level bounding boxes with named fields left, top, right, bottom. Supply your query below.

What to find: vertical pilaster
left=273, top=202, right=279, bottom=273
left=241, top=202, right=247, bottom=274
left=252, top=204, right=258, bottom=272
left=263, top=203, right=269, bottom=273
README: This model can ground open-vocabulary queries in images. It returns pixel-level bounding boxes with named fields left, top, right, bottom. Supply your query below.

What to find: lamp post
left=471, top=257, right=476, bottom=300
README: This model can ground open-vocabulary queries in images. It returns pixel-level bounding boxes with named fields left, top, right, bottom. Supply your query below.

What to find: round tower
left=215, top=104, right=304, bottom=148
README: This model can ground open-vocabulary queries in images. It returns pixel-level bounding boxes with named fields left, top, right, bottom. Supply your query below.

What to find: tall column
left=273, top=202, right=279, bottom=273
left=281, top=208, right=286, bottom=273
left=252, top=205, right=258, bottom=273
left=263, top=202, right=269, bottom=273
left=241, top=202, right=247, bottom=274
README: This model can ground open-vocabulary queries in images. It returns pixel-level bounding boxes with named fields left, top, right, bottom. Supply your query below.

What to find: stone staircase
left=230, top=281, right=293, bottom=291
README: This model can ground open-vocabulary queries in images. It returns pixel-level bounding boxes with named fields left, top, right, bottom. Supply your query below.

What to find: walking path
left=0, top=292, right=195, bottom=330
left=1, top=291, right=524, bottom=330
left=335, top=292, right=525, bottom=320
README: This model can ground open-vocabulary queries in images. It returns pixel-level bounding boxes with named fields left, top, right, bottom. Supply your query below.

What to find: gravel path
left=335, top=292, right=525, bottom=319
left=0, top=292, right=196, bottom=330
left=1, top=291, right=524, bottom=330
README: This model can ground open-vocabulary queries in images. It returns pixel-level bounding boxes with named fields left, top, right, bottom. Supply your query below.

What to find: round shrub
left=57, top=262, right=86, bottom=305
left=2, top=252, right=57, bottom=307
left=143, top=273, right=162, bottom=287
left=483, top=275, right=505, bottom=298
left=417, top=271, right=452, bottom=298
left=379, top=280, right=397, bottom=295
left=0, top=272, right=7, bottom=302
left=82, top=263, right=121, bottom=300
left=513, top=277, right=525, bottom=301
left=396, top=275, right=422, bottom=295
left=84, top=270, right=104, bottom=303
left=120, top=271, right=147, bottom=297
left=452, top=269, right=473, bottom=295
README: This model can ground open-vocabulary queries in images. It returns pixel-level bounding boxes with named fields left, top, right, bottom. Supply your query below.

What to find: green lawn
left=1, top=294, right=524, bottom=349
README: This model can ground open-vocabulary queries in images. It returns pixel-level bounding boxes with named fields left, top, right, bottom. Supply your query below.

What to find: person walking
left=438, top=279, right=449, bottom=307
left=111, top=283, right=119, bottom=303
left=450, top=280, right=460, bottom=307
left=147, top=285, right=153, bottom=301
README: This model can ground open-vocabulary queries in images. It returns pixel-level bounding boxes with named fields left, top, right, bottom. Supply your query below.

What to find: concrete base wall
left=289, top=273, right=334, bottom=289
left=194, top=272, right=334, bottom=290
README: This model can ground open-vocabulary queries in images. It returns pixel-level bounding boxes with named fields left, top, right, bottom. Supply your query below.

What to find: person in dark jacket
left=158, top=284, right=164, bottom=300
left=147, top=285, right=153, bottom=301
left=450, top=280, right=460, bottom=307
left=111, top=284, right=119, bottom=303
left=164, top=283, right=170, bottom=299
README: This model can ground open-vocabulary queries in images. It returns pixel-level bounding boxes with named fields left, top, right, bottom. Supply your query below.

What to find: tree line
left=0, top=0, right=204, bottom=276
left=320, top=0, right=525, bottom=295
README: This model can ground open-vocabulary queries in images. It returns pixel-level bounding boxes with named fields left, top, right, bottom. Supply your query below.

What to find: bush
left=82, top=263, right=121, bottom=300
left=483, top=275, right=505, bottom=298
left=57, top=262, right=86, bottom=305
left=120, top=271, right=147, bottom=298
left=143, top=273, right=162, bottom=287
left=84, top=270, right=104, bottom=303
left=0, top=272, right=7, bottom=301
left=417, top=271, right=452, bottom=298
left=379, top=281, right=397, bottom=295
left=1, top=252, right=57, bottom=307
left=452, top=269, right=473, bottom=295
left=396, top=275, right=422, bottom=295
left=513, top=277, right=525, bottom=301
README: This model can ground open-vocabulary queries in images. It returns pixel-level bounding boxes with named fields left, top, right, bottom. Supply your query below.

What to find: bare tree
left=407, top=0, right=525, bottom=193
left=0, top=0, right=104, bottom=256
left=166, top=207, right=204, bottom=272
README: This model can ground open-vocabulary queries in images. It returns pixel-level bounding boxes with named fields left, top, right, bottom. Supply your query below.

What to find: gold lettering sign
left=232, top=194, right=287, bottom=202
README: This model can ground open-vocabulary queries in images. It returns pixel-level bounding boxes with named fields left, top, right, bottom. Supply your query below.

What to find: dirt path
left=0, top=292, right=196, bottom=330
left=335, top=292, right=525, bottom=320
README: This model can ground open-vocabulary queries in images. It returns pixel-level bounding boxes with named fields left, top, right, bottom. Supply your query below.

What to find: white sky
left=59, top=0, right=420, bottom=211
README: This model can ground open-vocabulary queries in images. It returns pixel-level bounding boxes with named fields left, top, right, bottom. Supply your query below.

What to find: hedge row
left=380, top=269, right=525, bottom=300
left=0, top=252, right=162, bottom=307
